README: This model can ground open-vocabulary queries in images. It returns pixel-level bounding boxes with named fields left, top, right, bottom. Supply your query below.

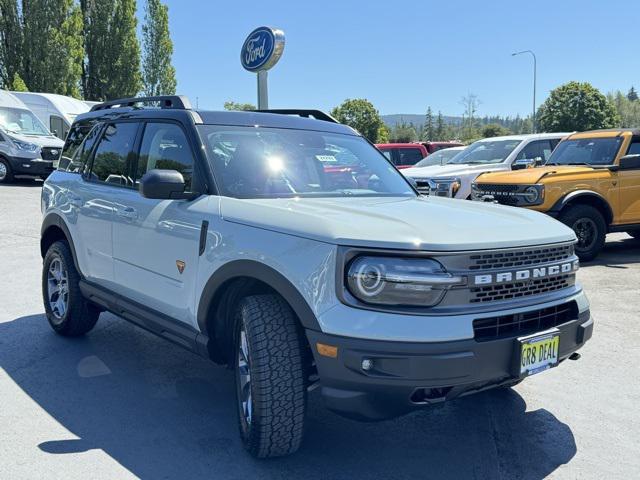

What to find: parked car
left=403, top=133, right=568, bottom=198
left=375, top=141, right=463, bottom=169
left=411, top=146, right=466, bottom=167
left=41, top=96, right=592, bottom=458
left=472, top=128, right=640, bottom=261
left=0, top=90, right=64, bottom=183
left=12, top=91, right=90, bottom=140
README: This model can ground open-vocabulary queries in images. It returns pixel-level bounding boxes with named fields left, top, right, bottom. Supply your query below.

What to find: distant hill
left=381, top=114, right=463, bottom=128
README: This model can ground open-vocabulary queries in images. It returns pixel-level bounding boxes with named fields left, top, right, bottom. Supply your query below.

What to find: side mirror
left=139, top=169, right=189, bottom=199
left=513, top=158, right=538, bottom=170
left=616, top=154, right=640, bottom=171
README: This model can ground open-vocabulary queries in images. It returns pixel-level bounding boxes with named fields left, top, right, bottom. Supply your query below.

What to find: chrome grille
left=473, top=301, right=577, bottom=341
left=470, top=274, right=574, bottom=303
left=41, top=147, right=61, bottom=161
left=468, top=244, right=574, bottom=271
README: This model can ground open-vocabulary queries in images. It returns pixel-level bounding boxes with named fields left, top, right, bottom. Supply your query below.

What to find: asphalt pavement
left=1, top=181, right=638, bottom=479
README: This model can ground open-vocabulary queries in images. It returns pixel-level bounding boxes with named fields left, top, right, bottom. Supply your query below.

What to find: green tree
left=21, top=0, right=84, bottom=97
left=10, top=72, right=28, bottom=91
left=223, top=101, right=256, bottom=111
left=377, top=123, right=390, bottom=143
left=389, top=120, right=418, bottom=142
left=0, top=0, right=23, bottom=89
left=607, top=90, right=640, bottom=127
left=141, top=0, right=176, bottom=97
left=422, top=106, right=434, bottom=141
left=481, top=123, right=511, bottom=138
left=331, top=98, right=383, bottom=142
left=537, top=81, right=620, bottom=132
left=435, top=111, right=445, bottom=140
left=627, top=86, right=638, bottom=102
left=459, top=93, right=480, bottom=141
left=81, top=0, right=141, bottom=100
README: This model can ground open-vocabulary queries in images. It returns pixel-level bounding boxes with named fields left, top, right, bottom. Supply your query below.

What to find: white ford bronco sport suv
left=40, top=96, right=593, bottom=458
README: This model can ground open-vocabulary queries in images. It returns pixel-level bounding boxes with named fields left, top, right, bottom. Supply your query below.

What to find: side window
left=59, top=120, right=98, bottom=171
left=59, top=124, right=102, bottom=173
left=379, top=149, right=392, bottom=161
left=516, top=140, right=551, bottom=161
left=626, top=139, right=640, bottom=155
left=136, top=123, right=194, bottom=190
left=397, top=148, right=424, bottom=166
left=89, top=122, right=139, bottom=186
left=50, top=116, right=65, bottom=140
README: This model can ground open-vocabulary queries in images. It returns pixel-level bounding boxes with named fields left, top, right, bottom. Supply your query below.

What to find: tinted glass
left=448, top=139, right=521, bottom=164
left=396, top=148, right=424, bottom=166
left=627, top=140, right=640, bottom=155
left=58, top=124, right=102, bottom=173
left=516, top=140, right=553, bottom=162
left=198, top=125, right=414, bottom=198
left=59, top=119, right=100, bottom=168
left=89, top=122, right=138, bottom=186
left=414, top=148, right=463, bottom=167
left=546, top=137, right=623, bottom=166
left=137, top=123, right=194, bottom=189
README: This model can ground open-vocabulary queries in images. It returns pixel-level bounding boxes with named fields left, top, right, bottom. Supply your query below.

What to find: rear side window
left=88, top=122, right=139, bottom=187
left=58, top=124, right=102, bottom=173
left=627, top=138, right=640, bottom=155
left=396, top=148, right=424, bottom=166
left=135, top=122, right=194, bottom=190
left=59, top=119, right=99, bottom=168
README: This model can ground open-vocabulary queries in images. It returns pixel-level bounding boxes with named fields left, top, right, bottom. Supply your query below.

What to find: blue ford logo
left=240, top=26, right=285, bottom=72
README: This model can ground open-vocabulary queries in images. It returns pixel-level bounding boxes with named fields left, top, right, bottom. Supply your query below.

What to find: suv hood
left=403, top=163, right=505, bottom=179
left=4, top=130, right=64, bottom=147
left=476, top=165, right=608, bottom=184
left=221, top=196, right=575, bottom=251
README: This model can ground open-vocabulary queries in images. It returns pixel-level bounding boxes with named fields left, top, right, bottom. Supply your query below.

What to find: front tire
left=0, top=157, right=14, bottom=183
left=234, top=294, right=307, bottom=458
left=559, top=204, right=606, bottom=262
left=42, top=240, right=99, bottom=336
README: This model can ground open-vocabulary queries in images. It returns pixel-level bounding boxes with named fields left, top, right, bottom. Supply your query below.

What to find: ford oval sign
left=241, top=26, right=285, bottom=72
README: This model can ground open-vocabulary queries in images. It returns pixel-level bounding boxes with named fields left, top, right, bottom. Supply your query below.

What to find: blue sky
left=162, top=0, right=639, bottom=117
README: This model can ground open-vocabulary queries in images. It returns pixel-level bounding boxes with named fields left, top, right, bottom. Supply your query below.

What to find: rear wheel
left=559, top=204, right=606, bottom=262
left=234, top=294, right=307, bottom=458
left=0, top=158, right=14, bottom=183
left=42, top=240, right=100, bottom=336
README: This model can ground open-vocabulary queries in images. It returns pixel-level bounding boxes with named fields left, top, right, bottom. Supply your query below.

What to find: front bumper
left=307, top=308, right=592, bottom=421
left=8, top=156, right=54, bottom=178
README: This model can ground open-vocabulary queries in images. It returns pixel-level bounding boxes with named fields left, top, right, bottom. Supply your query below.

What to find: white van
left=11, top=92, right=89, bottom=141
left=0, top=90, right=64, bottom=183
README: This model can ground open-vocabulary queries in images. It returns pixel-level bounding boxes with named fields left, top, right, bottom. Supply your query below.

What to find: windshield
left=0, top=107, right=50, bottom=136
left=448, top=139, right=521, bottom=165
left=198, top=125, right=415, bottom=198
left=414, top=148, right=463, bottom=167
left=545, top=137, right=623, bottom=166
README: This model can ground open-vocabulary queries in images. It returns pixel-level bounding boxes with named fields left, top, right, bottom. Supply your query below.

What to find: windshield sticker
left=316, top=155, right=337, bottom=162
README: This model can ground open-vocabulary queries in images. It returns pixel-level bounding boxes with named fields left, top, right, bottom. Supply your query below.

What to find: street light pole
left=512, top=50, right=537, bottom=133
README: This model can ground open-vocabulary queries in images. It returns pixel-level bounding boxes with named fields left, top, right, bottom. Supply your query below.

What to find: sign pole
left=257, top=71, right=269, bottom=109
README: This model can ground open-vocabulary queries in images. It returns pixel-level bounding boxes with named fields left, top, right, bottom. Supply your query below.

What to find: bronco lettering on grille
left=472, top=260, right=579, bottom=286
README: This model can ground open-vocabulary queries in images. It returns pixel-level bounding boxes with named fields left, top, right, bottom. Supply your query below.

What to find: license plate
left=519, top=330, right=560, bottom=377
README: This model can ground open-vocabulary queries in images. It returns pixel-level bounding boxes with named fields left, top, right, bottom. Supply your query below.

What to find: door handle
left=115, top=206, right=138, bottom=220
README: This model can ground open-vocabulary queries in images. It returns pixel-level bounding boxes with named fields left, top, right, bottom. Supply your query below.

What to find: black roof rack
left=90, top=95, right=191, bottom=112
left=255, top=109, right=338, bottom=123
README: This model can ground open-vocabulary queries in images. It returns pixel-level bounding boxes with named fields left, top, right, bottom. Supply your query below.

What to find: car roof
left=569, top=128, right=640, bottom=138
left=475, top=132, right=573, bottom=142
left=74, top=107, right=358, bottom=136
left=11, top=91, right=89, bottom=115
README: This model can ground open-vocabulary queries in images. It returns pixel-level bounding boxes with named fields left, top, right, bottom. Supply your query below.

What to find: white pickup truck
left=402, top=133, right=569, bottom=199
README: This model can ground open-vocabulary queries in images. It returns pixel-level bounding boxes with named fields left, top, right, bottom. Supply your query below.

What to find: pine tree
left=422, top=107, right=434, bottom=141
left=10, top=72, right=28, bottom=91
left=81, top=0, right=113, bottom=100
left=22, top=0, right=84, bottom=97
left=627, top=86, right=638, bottom=102
left=142, top=0, right=177, bottom=97
left=435, top=111, right=445, bottom=140
left=0, top=0, right=23, bottom=89
left=107, top=0, right=141, bottom=99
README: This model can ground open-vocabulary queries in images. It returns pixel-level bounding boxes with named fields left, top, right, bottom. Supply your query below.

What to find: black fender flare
left=549, top=190, right=614, bottom=224
left=40, top=213, right=81, bottom=272
left=196, top=260, right=321, bottom=336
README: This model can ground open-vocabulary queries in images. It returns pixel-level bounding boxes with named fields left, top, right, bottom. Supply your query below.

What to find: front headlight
left=10, top=137, right=39, bottom=153
left=429, top=177, right=462, bottom=197
left=523, top=185, right=544, bottom=204
left=346, top=256, right=464, bottom=307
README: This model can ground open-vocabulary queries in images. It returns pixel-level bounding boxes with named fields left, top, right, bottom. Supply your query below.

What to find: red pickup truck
left=376, top=142, right=464, bottom=169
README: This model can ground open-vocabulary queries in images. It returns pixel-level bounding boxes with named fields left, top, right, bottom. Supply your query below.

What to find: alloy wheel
left=0, top=162, right=7, bottom=181
left=47, top=257, right=69, bottom=323
left=237, top=322, right=253, bottom=425
left=574, top=217, right=597, bottom=251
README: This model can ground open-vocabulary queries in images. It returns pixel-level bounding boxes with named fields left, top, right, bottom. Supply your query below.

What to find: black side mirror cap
left=139, top=169, right=191, bottom=199
left=616, top=154, right=640, bottom=171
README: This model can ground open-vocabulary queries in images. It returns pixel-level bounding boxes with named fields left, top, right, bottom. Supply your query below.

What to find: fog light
left=361, top=358, right=374, bottom=371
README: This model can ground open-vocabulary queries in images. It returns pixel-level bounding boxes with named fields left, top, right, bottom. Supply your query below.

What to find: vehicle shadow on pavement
left=583, top=236, right=640, bottom=268
left=0, top=313, right=576, bottom=480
